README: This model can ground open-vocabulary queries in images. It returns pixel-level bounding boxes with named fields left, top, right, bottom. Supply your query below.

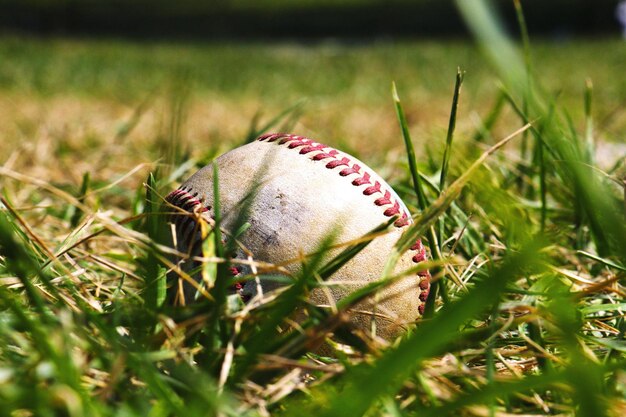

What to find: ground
left=0, top=34, right=625, bottom=416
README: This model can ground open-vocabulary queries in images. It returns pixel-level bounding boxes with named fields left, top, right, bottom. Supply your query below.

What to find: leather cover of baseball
left=166, top=133, right=430, bottom=340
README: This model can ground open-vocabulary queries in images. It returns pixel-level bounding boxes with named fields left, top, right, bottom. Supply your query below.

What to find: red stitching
left=352, top=172, right=371, bottom=186
left=169, top=134, right=431, bottom=312
left=410, top=241, right=423, bottom=251
left=312, top=149, right=339, bottom=161
left=259, top=133, right=283, bottom=142
left=300, top=143, right=326, bottom=154
left=410, top=238, right=431, bottom=308
left=413, top=252, right=426, bottom=263
left=363, top=181, right=381, bottom=196
left=394, top=212, right=410, bottom=227
left=340, top=163, right=361, bottom=177
left=166, top=188, right=209, bottom=213
left=383, top=200, right=401, bottom=216
left=374, top=190, right=392, bottom=206
left=235, top=133, right=430, bottom=311
left=326, top=157, right=350, bottom=169
left=257, top=134, right=415, bottom=227
left=287, top=138, right=311, bottom=149
left=167, top=188, right=246, bottom=299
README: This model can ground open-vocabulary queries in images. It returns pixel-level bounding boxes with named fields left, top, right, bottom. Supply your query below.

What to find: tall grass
left=1, top=2, right=625, bottom=416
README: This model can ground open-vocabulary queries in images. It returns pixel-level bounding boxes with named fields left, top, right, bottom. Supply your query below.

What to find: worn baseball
left=166, top=133, right=430, bottom=339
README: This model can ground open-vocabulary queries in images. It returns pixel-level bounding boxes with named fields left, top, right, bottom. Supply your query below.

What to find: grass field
left=1, top=2, right=626, bottom=416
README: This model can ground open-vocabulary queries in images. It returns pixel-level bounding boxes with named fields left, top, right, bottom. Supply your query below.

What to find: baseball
left=166, top=133, right=430, bottom=340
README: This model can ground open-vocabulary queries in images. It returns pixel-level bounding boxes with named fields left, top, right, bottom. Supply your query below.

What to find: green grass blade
left=584, top=78, right=594, bottom=163
left=513, top=0, right=532, bottom=167
left=392, top=82, right=445, bottom=313
left=285, top=241, right=545, bottom=417
left=455, top=0, right=527, bottom=93
left=457, top=0, right=626, bottom=260
left=392, top=82, right=430, bottom=212
left=234, top=233, right=338, bottom=381
left=417, top=370, right=565, bottom=417
left=141, top=172, right=167, bottom=311
left=384, top=123, right=531, bottom=277
left=69, top=171, right=90, bottom=228
left=0, top=212, right=54, bottom=319
left=513, top=0, right=532, bottom=77
left=439, top=68, right=464, bottom=191
left=577, top=250, right=626, bottom=272
left=317, top=218, right=394, bottom=280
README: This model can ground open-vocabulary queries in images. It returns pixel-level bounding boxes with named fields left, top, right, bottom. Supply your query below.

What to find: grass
left=1, top=2, right=626, bottom=415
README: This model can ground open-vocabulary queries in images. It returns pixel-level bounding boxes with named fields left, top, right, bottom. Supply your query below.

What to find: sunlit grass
left=1, top=3, right=626, bottom=415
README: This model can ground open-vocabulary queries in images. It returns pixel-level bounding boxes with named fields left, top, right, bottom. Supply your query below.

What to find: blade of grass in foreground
left=233, top=233, right=339, bottom=382
left=0, top=214, right=96, bottom=414
left=267, top=219, right=409, bottom=358
left=383, top=122, right=531, bottom=278
left=396, top=70, right=465, bottom=314
left=0, top=208, right=57, bottom=319
left=546, top=281, right=612, bottom=417
left=577, top=250, right=626, bottom=272
left=584, top=78, right=594, bottom=163
left=392, top=82, right=445, bottom=314
left=457, top=0, right=626, bottom=260
left=513, top=0, right=533, bottom=171
left=283, top=241, right=545, bottom=417
left=439, top=68, right=464, bottom=191
left=69, top=171, right=90, bottom=228
left=436, top=68, right=463, bottom=308
left=457, top=3, right=623, bottom=416
left=392, top=82, right=431, bottom=214
left=418, top=370, right=565, bottom=417
left=141, top=172, right=167, bottom=311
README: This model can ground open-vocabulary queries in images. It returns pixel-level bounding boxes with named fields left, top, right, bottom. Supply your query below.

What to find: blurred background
left=0, top=0, right=624, bottom=186
left=1, top=0, right=622, bottom=39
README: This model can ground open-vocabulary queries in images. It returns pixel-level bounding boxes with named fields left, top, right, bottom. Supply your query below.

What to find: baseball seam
left=258, top=133, right=411, bottom=227
left=166, top=133, right=431, bottom=314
